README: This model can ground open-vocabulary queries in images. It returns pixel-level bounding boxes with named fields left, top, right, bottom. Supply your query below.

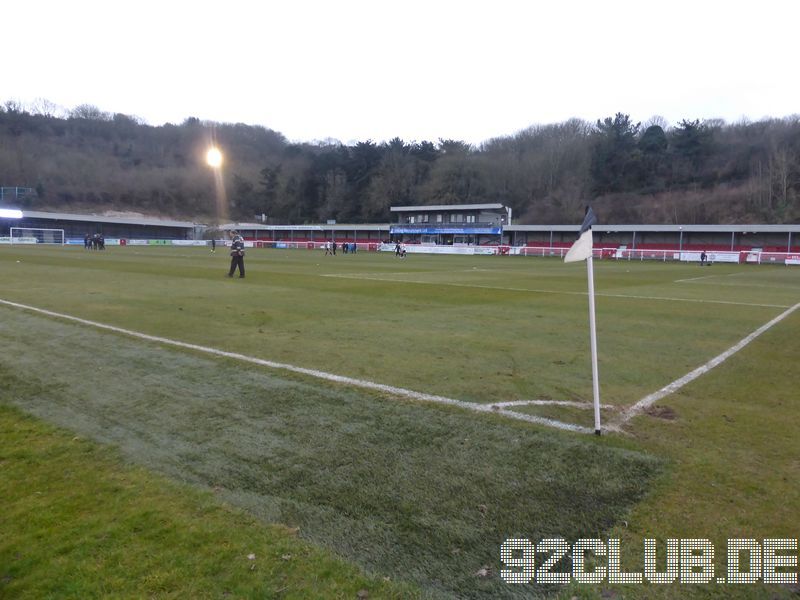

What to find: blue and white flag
left=562, top=206, right=603, bottom=433
left=564, top=206, right=598, bottom=263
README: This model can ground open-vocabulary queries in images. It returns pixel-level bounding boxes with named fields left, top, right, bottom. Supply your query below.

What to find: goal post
left=10, top=227, right=66, bottom=245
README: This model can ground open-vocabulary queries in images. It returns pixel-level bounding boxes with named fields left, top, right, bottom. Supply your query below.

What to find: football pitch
left=1, top=245, right=799, bottom=598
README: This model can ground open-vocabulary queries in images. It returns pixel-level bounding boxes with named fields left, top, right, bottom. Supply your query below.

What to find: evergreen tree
left=590, top=113, right=641, bottom=194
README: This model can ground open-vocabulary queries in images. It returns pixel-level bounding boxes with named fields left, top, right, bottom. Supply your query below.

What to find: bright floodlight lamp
left=206, top=145, right=228, bottom=223
left=206, top=147, right=223, bottom=168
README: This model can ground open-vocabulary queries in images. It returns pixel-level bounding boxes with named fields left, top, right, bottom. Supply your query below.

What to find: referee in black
left=227, top=231, right=246, bottom=278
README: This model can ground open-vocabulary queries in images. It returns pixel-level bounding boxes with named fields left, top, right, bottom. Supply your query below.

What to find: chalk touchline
left=0, top=298, right=592, bottom=434
left=613, top=300, right=800, bottom=428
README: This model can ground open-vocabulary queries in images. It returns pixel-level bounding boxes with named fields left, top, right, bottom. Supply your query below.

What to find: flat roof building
left=389, top=203, right=511, bottom=246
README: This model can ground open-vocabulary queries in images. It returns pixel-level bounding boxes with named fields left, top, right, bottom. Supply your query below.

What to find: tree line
left=1, top=99, right=798, bottom=224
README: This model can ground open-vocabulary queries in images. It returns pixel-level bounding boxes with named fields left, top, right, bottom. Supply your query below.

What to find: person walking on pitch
left=227, top=231, right=246, bottom=278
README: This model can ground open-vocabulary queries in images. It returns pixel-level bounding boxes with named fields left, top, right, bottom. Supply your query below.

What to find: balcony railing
left=394, top=221, right=501, bottom=230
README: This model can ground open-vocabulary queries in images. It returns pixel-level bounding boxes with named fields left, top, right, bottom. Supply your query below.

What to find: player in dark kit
left=227, top=231, right=245, bottom=278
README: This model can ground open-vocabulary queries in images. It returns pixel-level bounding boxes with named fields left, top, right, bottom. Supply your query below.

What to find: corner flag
left=564, top=206, right=598, bottom=263
left=564, top=206, right=602, bottom=435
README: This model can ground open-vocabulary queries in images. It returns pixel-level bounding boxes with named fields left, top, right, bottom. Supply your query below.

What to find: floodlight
left=206, top=147, right=223, bottom=168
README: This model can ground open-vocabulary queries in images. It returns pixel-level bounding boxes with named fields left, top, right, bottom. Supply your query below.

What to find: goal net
left=10, top=227, right=66, bottom=245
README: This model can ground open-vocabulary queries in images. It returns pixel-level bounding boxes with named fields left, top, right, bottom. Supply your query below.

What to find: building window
left=436, top=214, right=443, bottom=223
left=421, top=214, right=429, bottom=223
left=409, top=216, right=416, bottom=223
left=450, top=214, right=463, bottom=223
left=466, top=215, right=476, bottom=223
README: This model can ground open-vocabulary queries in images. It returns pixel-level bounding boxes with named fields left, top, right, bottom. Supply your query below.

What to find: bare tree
left=642, top=115, right=669, bottom=131
left=3, top=99, right=26, bottom=113
left=70, top=104, right=111, bottom=120
left=29, top=98, right=66, bottom=118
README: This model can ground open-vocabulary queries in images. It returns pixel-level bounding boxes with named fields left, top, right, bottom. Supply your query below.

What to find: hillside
left=1, top=102, right=798, bottom=224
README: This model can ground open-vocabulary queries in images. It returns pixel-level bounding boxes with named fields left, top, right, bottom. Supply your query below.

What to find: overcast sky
left=4, top=0, right=798, bottom=146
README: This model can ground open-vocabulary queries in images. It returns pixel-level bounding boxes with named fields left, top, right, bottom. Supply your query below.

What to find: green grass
left=0, top=309, right=658, bottom=598
left=1, top=245, right=799, bottom=598
left=3, top=246, right=794, bottom=414
left=0, top=404, right=413, bottom=599
left=591, top=310, right=800, bottom=599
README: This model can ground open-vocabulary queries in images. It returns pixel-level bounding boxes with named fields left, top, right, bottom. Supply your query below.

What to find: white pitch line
left=677, top=281, right=800, bottom=291
left=676, top=273, right=800, bottom=290
left=491, top=400, right=616, bottom=409
left=595, top=292, right=788, bottom=309
left=322, top=274, right=789, bottom=309
left=615, top=300, right=800, bottom=427
left=674, top=273, right=734, bottom=283
left=491, top=409, right=592, bottom=433
left=0, top=298, right=593, bottom=435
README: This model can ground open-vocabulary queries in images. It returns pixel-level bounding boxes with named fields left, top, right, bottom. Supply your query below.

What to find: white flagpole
left=586, top=253, right=602, bottom=435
